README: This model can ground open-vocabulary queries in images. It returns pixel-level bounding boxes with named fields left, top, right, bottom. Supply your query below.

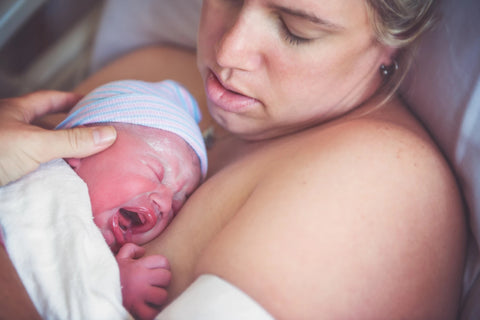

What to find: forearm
left=73, top=46, right=206, bottom=117
left=0, top=246, right=41, bottom=320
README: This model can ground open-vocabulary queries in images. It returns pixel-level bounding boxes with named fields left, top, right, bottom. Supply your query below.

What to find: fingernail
left=93, top=126, right=117, bottom=146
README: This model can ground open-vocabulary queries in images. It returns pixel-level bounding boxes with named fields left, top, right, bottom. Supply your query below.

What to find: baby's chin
left=100, top=229, right=117, bottom=252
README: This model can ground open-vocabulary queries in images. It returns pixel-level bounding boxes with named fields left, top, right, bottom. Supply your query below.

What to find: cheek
left=89, top=176, right=158, bottom=212
left=92, top=210, right=110, bottom=230
left=270, top=59, right=334, bottom=111
left=198, top=1, right=234, bottom=65
left=88, top=184, right=115, bottom=215
left=87, top=174, right=147, bottom=215
left=272, top=40, right=379, bottom=113
left=198, top=4, right=217, bottom=56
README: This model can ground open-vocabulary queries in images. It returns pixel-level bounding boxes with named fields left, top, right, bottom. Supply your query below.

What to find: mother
left=0, top=0, right=466, bottom=319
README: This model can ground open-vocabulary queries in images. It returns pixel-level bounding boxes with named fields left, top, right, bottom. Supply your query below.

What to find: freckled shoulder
left=195, top=118, right=466, bottom=319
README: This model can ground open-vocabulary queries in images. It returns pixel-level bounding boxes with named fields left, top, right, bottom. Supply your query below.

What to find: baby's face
left=67, top=124, right=201, bottom=253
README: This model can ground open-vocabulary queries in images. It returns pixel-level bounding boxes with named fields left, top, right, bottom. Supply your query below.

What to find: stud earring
left=380, top=60, right=399, bottom=77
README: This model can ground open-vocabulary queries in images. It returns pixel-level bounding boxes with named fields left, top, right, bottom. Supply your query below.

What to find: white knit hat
left=57, top=79, right=207, bottom=178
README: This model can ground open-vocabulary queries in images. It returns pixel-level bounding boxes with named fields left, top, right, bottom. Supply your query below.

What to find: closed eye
left=279, top=17, right=312, bottom=46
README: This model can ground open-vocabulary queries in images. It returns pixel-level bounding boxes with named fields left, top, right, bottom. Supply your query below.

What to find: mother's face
left=197, top=0, right=394, bottom=140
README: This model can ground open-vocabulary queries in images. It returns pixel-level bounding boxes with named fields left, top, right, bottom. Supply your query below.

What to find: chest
left=172, top=136, right=270, bottom=238
left=144, top=137, right=274, bottom=298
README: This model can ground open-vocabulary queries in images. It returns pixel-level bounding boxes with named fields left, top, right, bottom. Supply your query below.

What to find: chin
left=218, top=118, right=293, bottom=141
left=100, top=229, right=116, bottom=250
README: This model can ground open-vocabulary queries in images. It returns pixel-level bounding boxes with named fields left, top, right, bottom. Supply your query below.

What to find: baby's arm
left=116, top=243, right=171, bottom=320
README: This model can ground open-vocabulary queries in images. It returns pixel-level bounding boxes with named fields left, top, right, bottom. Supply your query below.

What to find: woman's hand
left=0, top=90, right=117, bottom=186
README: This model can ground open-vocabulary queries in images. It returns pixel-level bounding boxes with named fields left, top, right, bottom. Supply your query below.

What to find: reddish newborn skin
left=67, top=123, right=201, bottom=319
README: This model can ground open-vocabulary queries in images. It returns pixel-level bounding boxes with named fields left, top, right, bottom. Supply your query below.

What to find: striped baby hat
left=57, top=79, right=207, bottom=178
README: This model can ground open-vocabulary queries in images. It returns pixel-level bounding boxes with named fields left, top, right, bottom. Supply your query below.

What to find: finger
left=16, top=91, right=83, bottom=122
left=144, top=286, right=168, bottom=307
left=148, top=268, right=171, bottom=287
left=137, top=254, right=170, bottom=270
left=35, top=126, right=117, bottom=161
left=133, top=301, right=163, bottom=320
left=116, top=243, right=146, bottom=259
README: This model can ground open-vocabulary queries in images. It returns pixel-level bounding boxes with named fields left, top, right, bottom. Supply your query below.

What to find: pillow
left=399, top=0, right=480, bottom=318
left=89, top=0, right=202, bottom=73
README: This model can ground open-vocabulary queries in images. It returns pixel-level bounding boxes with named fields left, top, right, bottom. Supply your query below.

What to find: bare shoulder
left=195, top=117, right=467, bottom=319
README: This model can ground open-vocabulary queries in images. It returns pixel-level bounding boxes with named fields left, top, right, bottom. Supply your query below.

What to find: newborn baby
left=67, top=123, right=200, bottom=253
left=0, top=79, right=207, bottom=320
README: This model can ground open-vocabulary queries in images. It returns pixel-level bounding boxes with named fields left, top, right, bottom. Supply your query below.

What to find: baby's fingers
left=116, top=243, right=146, bottom=259
left=147, top=267, right=172, bottom=288
left=132, top=305, right=162, bottom=320
left=138, top=254, right=170, bottom=270
left=144, top=286, right=169, bottom=307
left=131, top=287, right=167, bottom=320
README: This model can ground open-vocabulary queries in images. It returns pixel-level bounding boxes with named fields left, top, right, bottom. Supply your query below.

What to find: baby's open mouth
left=119, top=208, right=144, bottom=229
left=111, top=207, right=158, bottom=246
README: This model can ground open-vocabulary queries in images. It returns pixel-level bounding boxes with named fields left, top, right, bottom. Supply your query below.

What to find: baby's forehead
left=113, top=122, right=196, bottom=159
left=114, top=122, right=181, bottom=143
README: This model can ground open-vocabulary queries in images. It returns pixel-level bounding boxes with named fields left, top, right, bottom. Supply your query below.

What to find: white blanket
left=0, top=159, right=131, bottom=320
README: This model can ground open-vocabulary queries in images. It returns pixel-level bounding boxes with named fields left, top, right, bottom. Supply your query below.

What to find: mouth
left=111, top=207, right=158, bottom=246
left=119, top=208, right=144, bottom=226
left=206, top=71, right=259, bottom=112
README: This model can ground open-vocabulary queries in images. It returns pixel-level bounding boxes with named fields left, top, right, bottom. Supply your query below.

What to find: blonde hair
left=365, top=0, right=438, bottom=98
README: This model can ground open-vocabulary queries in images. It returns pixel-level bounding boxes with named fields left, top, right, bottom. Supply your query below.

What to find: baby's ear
left=65, top=158, right=81, bottom=171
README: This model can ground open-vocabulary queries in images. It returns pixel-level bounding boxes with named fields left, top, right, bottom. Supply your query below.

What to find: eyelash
left=279, top=18, right=311, bottom=46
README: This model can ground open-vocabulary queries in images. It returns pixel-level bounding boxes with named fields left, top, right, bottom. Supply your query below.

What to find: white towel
left=156, top=274, right=274, bottom=320
left=0, top=159, right=131, bottom=320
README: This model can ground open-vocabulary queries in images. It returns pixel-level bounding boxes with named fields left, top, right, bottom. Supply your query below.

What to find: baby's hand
left=116, top=243, right=171, bottom=320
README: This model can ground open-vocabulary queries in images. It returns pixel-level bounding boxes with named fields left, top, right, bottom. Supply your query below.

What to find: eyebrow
left=269, top=4, right=345, bottom=31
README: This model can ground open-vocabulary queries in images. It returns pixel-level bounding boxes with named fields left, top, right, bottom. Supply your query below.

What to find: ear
left=379, top=46, right=398, bottom=67
left=65, top=158, right=81, bottom=171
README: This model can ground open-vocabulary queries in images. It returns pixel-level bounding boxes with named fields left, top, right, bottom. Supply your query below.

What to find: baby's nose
left=149, top=191, right=173, bottom=217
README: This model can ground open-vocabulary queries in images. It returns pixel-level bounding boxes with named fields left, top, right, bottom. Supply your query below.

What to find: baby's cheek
left=92, top=214, right=113, bottom=243
left=100, top=228, right=115, bottom=248
left=89, top=185, right=132, bottom=215
left=172, top=199, right=184, bottom=213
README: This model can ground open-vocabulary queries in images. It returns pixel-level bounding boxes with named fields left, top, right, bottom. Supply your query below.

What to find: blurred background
left=0, top=0, right=105, bottom=98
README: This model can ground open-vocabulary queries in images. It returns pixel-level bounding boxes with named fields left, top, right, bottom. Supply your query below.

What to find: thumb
left=38, top=125, right=117, bottom=161
left=116, top=243, right=146, bottom=260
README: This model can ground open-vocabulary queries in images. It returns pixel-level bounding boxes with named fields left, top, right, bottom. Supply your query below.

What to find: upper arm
left=74, top=46, right=205, bottom=106
left=195, top=121, right=466, bottom=319
left=0, top=246, right=41, bottom=320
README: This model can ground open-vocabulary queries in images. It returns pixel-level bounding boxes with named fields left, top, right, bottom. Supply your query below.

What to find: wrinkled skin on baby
left=67, top=123, right=201, bottom=252
left=66, top=123, right=201, bottom=319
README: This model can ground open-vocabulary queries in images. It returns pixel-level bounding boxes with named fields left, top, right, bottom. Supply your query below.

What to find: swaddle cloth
left=57, top=79, right=207, bottom=178
left=0, top=159, right=131, bottom=320
left=156, top=274, right=275, bottom=320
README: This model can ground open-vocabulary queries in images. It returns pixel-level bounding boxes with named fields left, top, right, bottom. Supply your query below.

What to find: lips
left=111, top=207, right=158, bottom=246
left=206, top=71, right=259, bottom=112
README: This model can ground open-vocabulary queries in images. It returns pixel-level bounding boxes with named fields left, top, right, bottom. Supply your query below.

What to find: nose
left=215, top=8, right=264, bottom=73
left=149, top=191, right=173, bottom=219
